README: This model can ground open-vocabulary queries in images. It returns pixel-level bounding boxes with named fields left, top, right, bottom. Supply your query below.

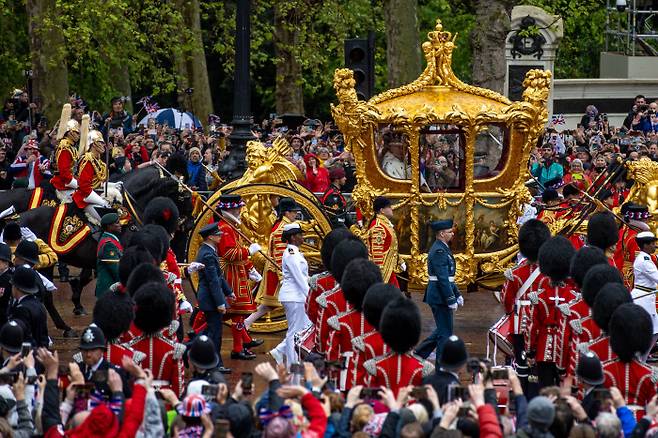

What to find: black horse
left=18, top=169, right=194, bottom=313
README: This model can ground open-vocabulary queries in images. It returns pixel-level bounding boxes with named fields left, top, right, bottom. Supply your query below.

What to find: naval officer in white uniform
left=631, top=230, right=658, bottom=361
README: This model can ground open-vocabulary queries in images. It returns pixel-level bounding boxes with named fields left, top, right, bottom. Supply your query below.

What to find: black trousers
left=38, top=267, right=71, bottom=331
left=536, top=361, right=560, bottom=390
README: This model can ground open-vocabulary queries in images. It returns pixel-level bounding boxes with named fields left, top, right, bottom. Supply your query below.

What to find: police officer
left=631, top=230, right=658, bottom=360
left=187, top=334, right=227, bottom=386
left=96, top=213, right=123, bottom=297
left=415, top=219, right=463, bottom=363
left=269, top=223, right=311, bottom=368
left=0, top=243, right=13, bottom=326
left=8, top=266, right=49, bottom=348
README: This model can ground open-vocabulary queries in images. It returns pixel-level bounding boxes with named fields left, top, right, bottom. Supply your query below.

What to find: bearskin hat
left=166, top=153, right=189, bottom=183
left=363, top=283, right=403, bottom=329
left=143, top=224, right=170, bottom=262
left=126, top=263, right=165, bottom=297
left=2, top=222, right=21, bottom=242
left=569, top=246, right=608, bottom=289
left=380, top=297, right=421, bottom=353
left=587, top=212, right=619, bottom=250
left=330, top=236, right=368, bottom=283
left=93, top=291, right=134, bottom=340
left=128, top=231, right=164, bottom=264
left=592, top=283, right=631, bottom=332
left=581, top=264, right=624, bottom=307
left=118, top=246, right=155, bottom=286
left=341, top=259, right=383, bottom=311
left=609, top=303, right=653, bottom=363
left=538, top=236, right=576, bottom=283
left=143, top=197, right=180, bottom=234
left=320, top=228, right=353, bottom=271
left=133, top=281, right=175, bottom=334
left=518, top=219, right=551, bottom=263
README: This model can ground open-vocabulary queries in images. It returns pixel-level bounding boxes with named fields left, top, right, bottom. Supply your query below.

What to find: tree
left=273, top=1, right=305, bottom=114
left=384, top=0, right=421, bottom=87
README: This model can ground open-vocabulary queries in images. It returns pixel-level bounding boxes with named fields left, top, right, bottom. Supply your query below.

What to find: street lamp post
left=221, top=0, right=255, bottom=180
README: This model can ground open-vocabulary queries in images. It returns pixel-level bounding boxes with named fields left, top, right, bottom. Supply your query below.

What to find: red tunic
left=529, top=278, right=578, bottom=364
left=306, top=272, right=335, bottom=324
left=216, top=219, right=255, bottom=314
left=588, top=336, right=616, bottom=364
left=128, top=333, right=186, bottom=397
left=364, top=352, right=434, bottom=396
left=104, top=342, right=142, bottom=367
left=326, top=309, right=375, bottom=390
left=603, top=359, right=658, bottom=407
left=352, top=330, right=389, bottom=386
left=501, top=261, right=543, bottom=334
left=315, top=285, right=345, bottom=354
left=51, top=142, right=76, bottom=190
left=559, top=298, right=588, bottom=371
left=72, top=153, right=105, bottom=209
left=366, top=214, right=400, bottom=285
left=567, top=314, right=602, bottom=376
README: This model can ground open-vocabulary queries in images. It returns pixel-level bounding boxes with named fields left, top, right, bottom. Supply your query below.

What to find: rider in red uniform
left=51, top=119, right=80, bottom=194
left=72, top=130, right=109, bottom=224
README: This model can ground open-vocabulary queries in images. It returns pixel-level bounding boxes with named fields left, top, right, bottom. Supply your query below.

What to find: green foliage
left=0, top=0, right=30, bottom=101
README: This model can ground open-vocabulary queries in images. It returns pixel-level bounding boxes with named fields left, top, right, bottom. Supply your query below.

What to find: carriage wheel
left=186, top=182, right=333, bottom=333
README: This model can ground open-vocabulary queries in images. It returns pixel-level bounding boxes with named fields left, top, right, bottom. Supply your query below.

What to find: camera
left=359, top=387, right=381, bottom=399
left=23, top=70, right=33, bottom=78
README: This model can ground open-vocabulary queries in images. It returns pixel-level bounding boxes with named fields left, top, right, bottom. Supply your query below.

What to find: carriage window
left=474, top=125, right=506, bottom=179
left=420, top=124, right=463, bottom=192
left=375, top=125, right=412, bottom=180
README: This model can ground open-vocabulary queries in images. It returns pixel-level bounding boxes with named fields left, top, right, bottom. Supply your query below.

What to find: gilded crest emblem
left=59, top=215, right=84, bottom=243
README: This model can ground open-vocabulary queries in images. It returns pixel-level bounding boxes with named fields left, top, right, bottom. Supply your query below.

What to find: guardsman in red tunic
left=128, top=282, right=186, bottom=397
left=587, top=212, right=620, bottom=271
left=244, top=197, right=300, bottom=330
left=365, top=196, right=403, bottom=287
left=316, top=236, right=368, bottom=354
left=559, top=247, right=609, bottom=373
left=350, top=283, right=401, bottom=386
left=364, top=297, right=434, bottom=396
left=51, top=116, right=80, bottom=196
left=326, top=259, right=381, bottom=390
left=586, top=282, right=632, bottom=366
left=215, top=194, right=264, bottom=360
left=500, top=219, right=550, bottom=387
left=92, top=288, right=145, bottom=367
left=528, top=237, right=578, bottom=388
left=603, top=303, right=658, bottom=412
left=567, top=264, right=624, bottom=376
left=613, top=204, right=651, bottom=287
left=72, top=130, right=109, bottom=224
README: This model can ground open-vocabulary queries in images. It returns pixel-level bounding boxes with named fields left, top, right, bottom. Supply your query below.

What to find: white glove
left=249, top=267, right=263, bottom=282
left=448, top=303, right=458, bottom=310
left=187, top=261, right=205, bottom=273
left=400, top=261, right=407, bottom=272
left=83, top=190, right=110, bottom=208
left=66, top=178, right=78, bottom=189
left=248, top=243, right=262, bottom=256
left=457, top=296, right=464, bottom=307
left=179, top=300, right=193, bottom=314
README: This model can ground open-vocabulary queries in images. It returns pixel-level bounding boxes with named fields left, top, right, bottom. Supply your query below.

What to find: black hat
left=126, top=263, right=165, bottom=297
left=330, top=236, right=368, bottom=282
left=430, top=220, right=453, bottom=232
left=128, top=232, right=164, bottom=264
left=363, top=283, right=403, bottom=329
left=597, top=188, right=613, bottom=202
left=576, top=351, right=604, bottom=385
left=541, top=188, right=559, bottom=204
left=373, top=196, right=391, bottom=212
left=439, top=335, right=468, bottom=371
left=0, top=321, right=23, bottom=354
left=79, top=324, right=107, bottom=350
left=100, top=213, right=120, bottom=227
left=581, top=264, right=624, bottom=307
left=278, top=197, right=301, bottom=213
left=10, top=266, right=38, bottom=294
left=143, top=224, right=170, bottom=261
left=341, top=259, right=382, bottom=311
left=0, top=243, right=11, bottom=263
left=518, top=219, right=551, bottom=263
left=587, top=212, right=619, bottom=250
left=200, top=223, right=222, bottom=239
left=14, top=240, right=38, bottom=266
left=2, top=222, right=21, bottom=242
left=562, top=183, right=579, bottom=198
left=93, top=291, right=134, bottom=340
left=143, top=197, right=180, bottom=234
left=118, top=246, right=155, bottom=286
left=320, top=228, right=352, bottom=271
left=569, top=246, right=608, bottom=289
left=538, top=236, right=575, bottom=283
left=134, top=282, right=175, bottom=334
left=380, top=297, right=421, bottom=353
left=609, top=303, right=653, bottom=363
left=592, top=283, right=631, bottom=332
left=624, top=204, right=651, bottom=221
left=188, top=334, right=219, bottom=369
left=544, top=177, right=563, bottom=190
left=218, top=194, right=244, bottom=210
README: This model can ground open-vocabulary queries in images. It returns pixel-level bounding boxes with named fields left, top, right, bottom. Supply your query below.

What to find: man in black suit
left=7, top=266, right=49, bottom=348
left=0, top=243, right=12, bottom=327
left=423, top=335, right=467, bottom=405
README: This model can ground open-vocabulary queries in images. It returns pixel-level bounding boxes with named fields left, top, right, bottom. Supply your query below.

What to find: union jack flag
left=550, top=114, right=566, bottom=125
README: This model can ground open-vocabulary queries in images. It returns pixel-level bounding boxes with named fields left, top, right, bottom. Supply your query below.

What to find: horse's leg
left=71, top=268, right=93, bottom=315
